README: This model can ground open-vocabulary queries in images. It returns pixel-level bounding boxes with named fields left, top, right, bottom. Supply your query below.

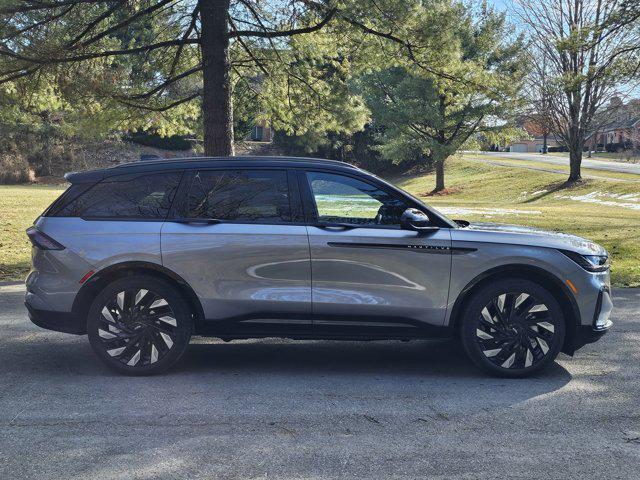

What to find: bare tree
left=516, top=0, right=640, bottom=182
left=524, top=52, right=556, bottom=154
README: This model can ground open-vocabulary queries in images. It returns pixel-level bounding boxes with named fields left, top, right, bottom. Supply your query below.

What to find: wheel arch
left=448, top=264, right=580, bottom=355
left=71, top=261, right=205, bottom=334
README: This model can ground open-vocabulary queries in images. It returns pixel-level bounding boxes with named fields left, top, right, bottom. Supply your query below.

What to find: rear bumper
left=25, top=303, right=85, bottom=335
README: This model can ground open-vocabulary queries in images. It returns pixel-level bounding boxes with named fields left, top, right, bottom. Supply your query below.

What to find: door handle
left=314, top=223, right=357, bottom=231
left=172, top=218, right=222, bottom=225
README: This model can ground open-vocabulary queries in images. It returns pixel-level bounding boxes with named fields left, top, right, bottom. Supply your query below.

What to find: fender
left=447, top=264, right=581, bottom=355
left=71, top=261, right=206, bottom=334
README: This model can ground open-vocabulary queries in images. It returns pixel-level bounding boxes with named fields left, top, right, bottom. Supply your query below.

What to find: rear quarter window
left=42, top=184, right=91, bottom=217
left=50, top=171, right=183, bottom=220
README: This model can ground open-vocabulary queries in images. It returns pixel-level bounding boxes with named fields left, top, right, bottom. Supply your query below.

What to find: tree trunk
left=569, top=150, right=582, bottom=181
left=434, top=95, right=446, bottom=192
left=199, top=0, right=234, bottom=156
left=434, top=160, right=445, bottom=192
left=568, top=139, right=583, bottom=182
left=565, top=118, right=584, bottom=182
left=542, top=133, right=548, bottom=154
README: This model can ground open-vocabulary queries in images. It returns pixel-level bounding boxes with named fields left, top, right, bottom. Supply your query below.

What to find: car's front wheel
left=460, top=278, right=566, bottom=377
left=87, top=275, right=192, bottom=375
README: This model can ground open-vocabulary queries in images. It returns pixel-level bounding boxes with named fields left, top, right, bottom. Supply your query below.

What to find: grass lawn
left=467, top=153, right=640, bottom=182
left=1, top=156, right=639, bottom=286
left=0, top=185, right=64, bottom=281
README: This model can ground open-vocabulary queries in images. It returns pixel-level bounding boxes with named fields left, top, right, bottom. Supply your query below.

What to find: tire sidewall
left=460, top=278, right=566, bottom=378
left=87, top=275, right=192, bottom=375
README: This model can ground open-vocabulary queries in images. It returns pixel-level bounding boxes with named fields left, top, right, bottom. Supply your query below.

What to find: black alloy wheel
left=87, top=275, right=191, bottom=375
left=461, top=279, right=566, bottom=377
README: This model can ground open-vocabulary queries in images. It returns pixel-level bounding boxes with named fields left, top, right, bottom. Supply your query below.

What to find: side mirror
left=400, top=208, right=439, bottom=232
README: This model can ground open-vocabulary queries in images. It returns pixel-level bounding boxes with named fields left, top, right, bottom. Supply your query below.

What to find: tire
left=460, top=278, right=566, bottom=378
left=87, top=275, right=192, bottom=375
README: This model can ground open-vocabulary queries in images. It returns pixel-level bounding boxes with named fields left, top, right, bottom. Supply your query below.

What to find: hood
left=454, top=221, right=607, bottom=256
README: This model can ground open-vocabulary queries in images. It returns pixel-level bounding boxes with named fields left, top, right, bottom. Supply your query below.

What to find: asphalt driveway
left=1, top=283, right=639, bottom=479
left=481, top=151, right=640, bottom=175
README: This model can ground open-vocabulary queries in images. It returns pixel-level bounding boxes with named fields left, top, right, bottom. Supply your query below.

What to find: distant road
left=469, top=151, right=640, bottom=175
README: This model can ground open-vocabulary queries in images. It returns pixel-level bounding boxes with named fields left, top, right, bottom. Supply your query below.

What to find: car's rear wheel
left=87, top=275, right=192, bottom=375
left=460, top=278, right=566, bottom=378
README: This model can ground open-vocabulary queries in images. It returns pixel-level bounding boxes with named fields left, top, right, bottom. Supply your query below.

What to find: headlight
left=559, top=249, right=609, bottom=272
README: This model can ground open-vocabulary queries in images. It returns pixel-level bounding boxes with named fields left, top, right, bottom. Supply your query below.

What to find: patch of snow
left=438, top=207, right=542, bottom=217
left=554, top=191, right=640, bottom=210
left=531, top=189, right=548, bottom=195
left=618, top=193, right=640, bottom=200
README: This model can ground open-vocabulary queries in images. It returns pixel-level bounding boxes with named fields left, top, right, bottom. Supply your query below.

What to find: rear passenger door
left=161, top=168, right=312, bottom=334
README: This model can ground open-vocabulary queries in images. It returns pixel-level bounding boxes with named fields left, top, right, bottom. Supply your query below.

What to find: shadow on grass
left=423, top=186, right=463, bottom=197
left=520, top=178, right=589, bottom=204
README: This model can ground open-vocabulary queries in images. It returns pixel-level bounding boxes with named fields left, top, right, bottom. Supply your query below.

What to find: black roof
left=64, top=156, right=361, bottom=184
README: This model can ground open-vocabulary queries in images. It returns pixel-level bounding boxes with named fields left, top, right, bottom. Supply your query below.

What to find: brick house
left=586, top=98, right=640, bottom=152
left=587, top=118, right=640, bottom=152
left=507, top=118, right=559, bottom=153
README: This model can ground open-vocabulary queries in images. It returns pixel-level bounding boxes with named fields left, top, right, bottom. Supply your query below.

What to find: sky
left=487, top=0, right=511, bottom=10
left=486, top=0, right=520, bottom=27
left=484, top=0, right=639, bottom=98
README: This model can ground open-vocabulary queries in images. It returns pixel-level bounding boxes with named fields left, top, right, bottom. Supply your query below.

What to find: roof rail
left=110, top=155, right=357, bottom=169
left=65, top=156, right=361, bottom=184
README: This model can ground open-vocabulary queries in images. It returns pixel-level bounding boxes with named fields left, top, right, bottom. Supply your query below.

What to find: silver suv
left=25, top=157, right=613, bottom=377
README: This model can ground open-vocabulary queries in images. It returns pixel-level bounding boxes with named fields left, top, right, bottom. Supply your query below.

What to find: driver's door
left=301, top=170, right=452, bottom=334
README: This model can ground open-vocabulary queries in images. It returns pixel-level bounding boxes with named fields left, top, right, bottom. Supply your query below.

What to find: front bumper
left=572, top=324, right=609, bottom=352
left=570, top=287, right=613, bottom=353
left=592, top=287, right=614, bottom=330
left=25, top=303, right=85, bottom=335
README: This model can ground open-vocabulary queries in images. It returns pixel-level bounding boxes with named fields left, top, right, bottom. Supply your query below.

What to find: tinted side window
left=188, top=169, right=291, bottom=223
left=43, top=184, right=91, bottom=217
left=306, top=171, right=409, bottom=226
left=53, top=172, right=182, bottom=219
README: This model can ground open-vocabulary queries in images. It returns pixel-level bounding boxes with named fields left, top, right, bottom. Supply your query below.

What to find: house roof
left=594, top=99, right=640, bottom=132
left=599, top=115, right=640, bottom=131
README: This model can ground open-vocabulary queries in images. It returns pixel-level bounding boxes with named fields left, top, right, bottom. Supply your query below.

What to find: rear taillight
left=26, top=226, right=65, bottom=250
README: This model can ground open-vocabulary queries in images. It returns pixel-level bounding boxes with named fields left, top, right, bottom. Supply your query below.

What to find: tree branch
left=0, top=0, right=105, bottom=14
left=229, top=7, right=337, bottom=38
left=75, top=0, right=177, bottom=49
left=0, top=39, right=199, bottom=64
left=66, top=1, right=123, bottom=48
left=228, top=16, right=269, bottom=76
left=3, top=5, right=75, bottom=40
left=0, top=66, right=41, bottom=84
left=166, top=5, right=200, bottom=80
left=118, top=90, right=201, bottom=111
left=124, top=65, right=203, bottom=100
